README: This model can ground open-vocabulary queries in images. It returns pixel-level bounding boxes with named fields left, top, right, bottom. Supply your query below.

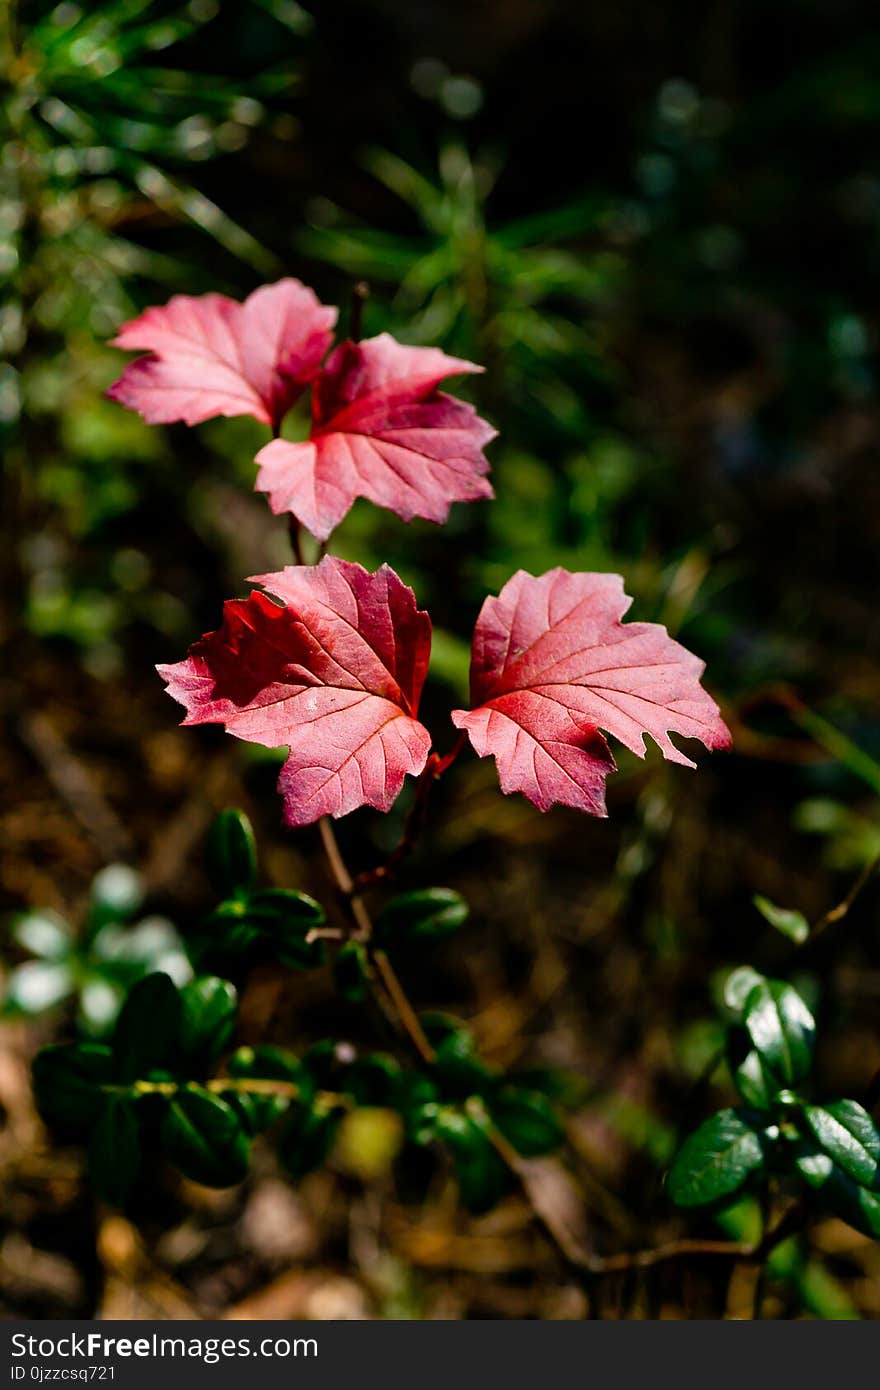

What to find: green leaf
left=78, top=975, right=125, bottom=1036
left=178, top=977, right=237, bottom=1068
left=207, top=809, right=257, bottom=898
left=32, top=1043, right=114, bottom=1129
left=12, top=910, right=71, bottom=960
left=723, top=966, right=766, bottom=1016
left=224, top=1090, right=289, bottom=1136
left=278, top=1104, right=342, bottom=1178
left=333, top=941, right=368, bottom=1002
left=490, top=1085, right=564, bottom=1156
left=668, top=1108, right=767, bottom=1208
left=223, top=1045, right=308, bottom=1133
left=432, top=1032, right=491, bottom=1100
left=397, top=1074, right=441, bottom=1139
left=435, top=1108, right=510, bottom=1214
left=197, top=904, right=260, bottom=962
left=4, top=960, right=74, bottom=1014
left=245, top=888, right=325, bottom=931
left=228, top=1044, right=308, bottom=1087
left=344, top=1053, right=404, bottom=1107
left=742, top=979, right=815, bottom=1085
left=804, top=1100, right=880, bottom=1189
left=420, top=1014, right=491, bottom=1100
left=376, top=888, right=469, bottom=943
left=90, top=864, right=143, bottom=921
left=161, top=1086, right=250, bottom=1187
left=90, top=1098, right=140, bottom=1206
left=753, top=895, right=810, bottom=945
left=112, top=972, right=181, bottom=1081
left=792, top=1144, right=880, bottom=1240
left=733, top=1048, right=778, bottom=1109
left=243, top=889, right=326, bottom=967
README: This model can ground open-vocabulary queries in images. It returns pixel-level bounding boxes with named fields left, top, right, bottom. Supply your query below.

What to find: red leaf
left=254, top=333, right=496, bottom=541
left=108, top=279, right=337, bottom=429
left=158, top=557, right=432, bottom=827
left=451, top=568, right=731, bottom=816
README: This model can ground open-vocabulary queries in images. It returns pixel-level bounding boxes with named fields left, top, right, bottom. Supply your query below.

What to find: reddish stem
left=351, top=731, right=468, bottom=894
left=288, top=516, right=305, bottom=566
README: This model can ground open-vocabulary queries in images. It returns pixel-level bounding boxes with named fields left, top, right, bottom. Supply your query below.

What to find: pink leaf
left=108, top=279, right=337, bottom=429
left=158, top=557, right=432, bottom=827
left=451, top=568, right=731, bottom=816
left=254, top=333, right=496, bottom=541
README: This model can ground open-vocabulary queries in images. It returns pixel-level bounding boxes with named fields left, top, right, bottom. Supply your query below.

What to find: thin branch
left=317, top=817, right=434, bottom=1065
left=491, top=1122, right=805, bottom=1280
left=318, top=817, right=372, bottom=939
left=351, top=733, right=468, bottom=894
left=373, top=949, right=435, bottom=1065
left=117, top=1077, right=347, bottom=1106
left=808, top=849, right=880, bottom=944
left=288, top=515, right=305, bottom=567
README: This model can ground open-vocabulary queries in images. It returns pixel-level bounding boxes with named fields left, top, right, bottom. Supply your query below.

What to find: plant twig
left=317, top=817, right=434, bottom=1065
left=807, top=849, right=880, bottom=944
left=113, top=1077, right=346, bottom=1106
left=351, top=734, right=468, bottom=894
left=372, top=949, right=435, bottom=1065
left=492, top=1122, right=804, bottom=1281
left=288, top=516, right=305, bottom=566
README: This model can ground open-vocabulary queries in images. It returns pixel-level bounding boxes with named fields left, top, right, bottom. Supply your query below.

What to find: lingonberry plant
left=31, top=278, right=880, bottom=1291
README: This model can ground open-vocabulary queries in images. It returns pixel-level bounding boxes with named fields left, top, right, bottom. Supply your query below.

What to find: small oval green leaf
left=743, top=979, right=815, bottom=1085
left=113, top=972, right=181, bottom=1081
left=161, top=1086, right=250, bottom=1187
left=12, top=910, right=72, bottom=960
left=240, top=889, right=326, bottom=967
left=435, top=1108, right=510, bottom=1213
left=333, top=940, right=368, bottom=1003
left=732, top=1048, right=777, bottom=1110
left=668, top=1108, right=767, bottom=1208
left=90, top=1098, right=140, bottom=1206
left=804, top=1100, right=880, bottom=1189
left=228, top=1044, right=309, bottom=1088
left=179, top=976, right=238, bottom=1068
left=245, top=887, right=325, bottom=931
left=792, top=1142, right=880, bottom=1240
left=207, top=808, right=257, bottom=898
left=376, top=888, right=469, bottom=943
left=278, top=1105, right=342, bottom=1178
left=4, top=960, right=74, bottom=1015
left=490, top=1085, right=564, bottom=1157
left=723, top=966, right=766, bottom=1016
left=753, top=895, right=810, bottom=945
left=32, top=1043, right=114, bottom=1129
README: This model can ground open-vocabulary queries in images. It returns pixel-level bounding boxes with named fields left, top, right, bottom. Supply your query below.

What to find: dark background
left=1, top=0, right=879, bottom=1318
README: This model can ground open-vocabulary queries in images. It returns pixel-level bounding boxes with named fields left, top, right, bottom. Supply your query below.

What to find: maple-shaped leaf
left=158, top=557, right=432, bottom=827
left=253, top=333, right=496, bottom=541
left=107, top=279, right=337, bottom=429
left=451, top=569, right=731, bottom=816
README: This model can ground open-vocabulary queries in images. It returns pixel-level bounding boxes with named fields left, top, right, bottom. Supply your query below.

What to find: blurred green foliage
left=1, top=0, right=301, bottom=673
left=3, top=863, right=191, bottom=1033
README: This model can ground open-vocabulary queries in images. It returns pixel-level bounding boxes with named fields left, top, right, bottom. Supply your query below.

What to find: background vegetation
left=2, top=0, right=880, bottom=1318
